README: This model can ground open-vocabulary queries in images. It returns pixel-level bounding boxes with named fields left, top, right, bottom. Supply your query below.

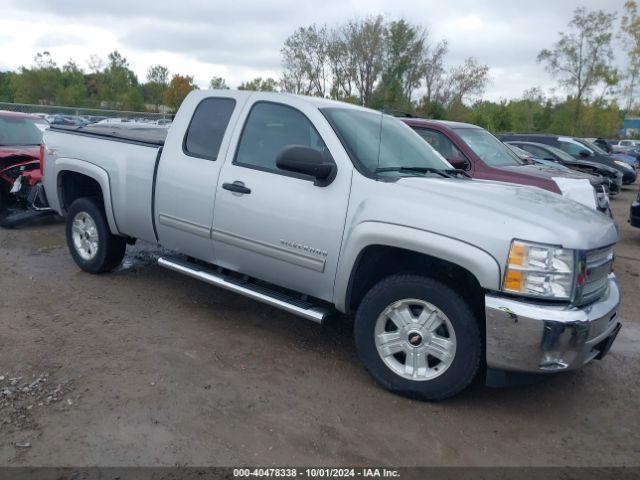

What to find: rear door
left=154, top=91, right=249, bottom=262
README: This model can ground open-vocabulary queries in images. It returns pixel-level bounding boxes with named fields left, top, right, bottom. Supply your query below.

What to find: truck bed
left=44, top=125, right=164, bottom=244
left=50, top=124, right=167, bottom=146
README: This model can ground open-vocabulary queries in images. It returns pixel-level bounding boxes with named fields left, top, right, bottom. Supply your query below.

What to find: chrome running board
left=158, top=256, right=330, bottom=324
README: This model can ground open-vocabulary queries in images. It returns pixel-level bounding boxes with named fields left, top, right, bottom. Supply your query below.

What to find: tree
left=621, top=1, right=640, bottom=111
left=444, top=57, right=490, bottom=107
left=58, top=60, right=86, bottom=106
left=11, top=51, right=62, bottom=104
left=163, top=74, right=198, bottom=111
left=147, top=65, right=169, bottom=85
left=345, top=16, right=385, bottom=106
left=87, top=54, right=104, bottom=74
left=146, top=65, right=170, bottom=108
left=537, top=7, right=617, bottom=129
left=373, top=20, right=428, bottom=110
left=327, top=26, right=357, bottom=101
left=97, top=51, right=143, bottom=110
left=238, top=77, right=278, bottom=91
left=0, top=71, right=14, bottom=102
left=281, top=24, right=330, bottom=96
left=421, top=39, right=448, bottom=114
left=209, top=76, right=230, bottom=89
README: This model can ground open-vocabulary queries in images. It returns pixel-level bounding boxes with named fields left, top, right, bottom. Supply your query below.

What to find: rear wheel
left=354, top=274, right=482, bottom=400
left=65, top=197, right=126, bottom=273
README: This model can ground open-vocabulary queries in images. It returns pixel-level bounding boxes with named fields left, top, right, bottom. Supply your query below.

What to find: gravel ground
left=0, top=184, right=638, bottom=467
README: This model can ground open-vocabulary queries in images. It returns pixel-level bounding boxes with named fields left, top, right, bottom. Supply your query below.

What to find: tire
left=354, top=274, right=482, bottom=401
left=65, top=197, right=126, bottom=273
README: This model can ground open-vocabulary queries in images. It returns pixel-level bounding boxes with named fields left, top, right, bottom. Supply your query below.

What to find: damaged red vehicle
left=0, top=111, right=53, bottom=227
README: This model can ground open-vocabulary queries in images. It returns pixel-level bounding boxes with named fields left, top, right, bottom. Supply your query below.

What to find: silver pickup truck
left=42, top=91, right=621, bottom=400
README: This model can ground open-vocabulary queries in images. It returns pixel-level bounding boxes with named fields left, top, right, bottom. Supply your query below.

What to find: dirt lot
left=0, top=185, right=639, bottom=468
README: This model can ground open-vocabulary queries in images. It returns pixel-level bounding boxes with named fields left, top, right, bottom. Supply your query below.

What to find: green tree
left=209, top=76, right=230, bottom=89
left=238, top=77, right=278, bottom=91
left=58, top=60, right=87, bottom=106
left=11, top=51, right=62, bottom=104
left=0, top=71, right=15, bottom=102
left=538, top=7, right=617, bottom=130
left=146, top=65, right=170, bottom=109
left=97, top=51, right=143, bottom=110
left=372, top=20, right=427, bottom=110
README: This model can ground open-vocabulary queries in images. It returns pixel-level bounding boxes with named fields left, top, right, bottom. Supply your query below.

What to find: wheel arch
left=55, top=159, right=119, bottom=235
left=335, top=222, right=502, bottom=315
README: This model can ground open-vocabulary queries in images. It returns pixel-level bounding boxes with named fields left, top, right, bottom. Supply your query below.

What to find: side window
left=558, top=140, right=590, bottom=156
left=234, top=102, right=328, bottom=172
left=414, top=128, right=467, bottom=163
left=183, top=97, right=236, bottom=160
left=520, top=145, right=549, bottom=158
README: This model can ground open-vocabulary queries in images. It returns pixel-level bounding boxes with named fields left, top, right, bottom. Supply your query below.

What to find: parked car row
left=505, top=141, right=621, bottom=197
left=35, top=91, right=625, bottom=401
left=400, top=118, right=611, bottom=212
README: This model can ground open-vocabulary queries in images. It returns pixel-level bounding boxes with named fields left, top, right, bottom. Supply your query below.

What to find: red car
left=0, top=110, right=51, bottom=227
left=401, top=118, right=604, bottom=203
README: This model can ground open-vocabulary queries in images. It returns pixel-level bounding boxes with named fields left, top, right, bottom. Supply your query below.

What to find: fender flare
left=54, top=158, right=120, bottom=235
left=333, top=221, right=502, bottom=312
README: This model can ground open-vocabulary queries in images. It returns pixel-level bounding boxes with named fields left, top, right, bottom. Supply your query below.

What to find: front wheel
left=65, top=197, right=126, bottom=273
left=354, top=275, right=482, bottom=400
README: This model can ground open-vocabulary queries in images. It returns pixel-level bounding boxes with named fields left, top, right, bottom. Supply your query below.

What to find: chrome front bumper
left=485, top=275, right=621, bottom=373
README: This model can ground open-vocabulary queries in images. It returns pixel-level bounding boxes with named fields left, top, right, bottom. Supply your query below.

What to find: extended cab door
left=154, top=91, right=248, bottom=262
left=212, top=96, right=352, bottom=302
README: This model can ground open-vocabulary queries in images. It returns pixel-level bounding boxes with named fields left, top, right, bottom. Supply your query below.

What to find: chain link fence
left=0, top=102, right=171, bottom=125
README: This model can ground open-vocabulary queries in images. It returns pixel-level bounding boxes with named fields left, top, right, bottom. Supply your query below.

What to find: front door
left=212, top=98, right=352, bottom=301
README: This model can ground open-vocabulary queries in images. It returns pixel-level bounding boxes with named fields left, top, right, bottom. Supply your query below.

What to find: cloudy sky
left=0, top=0, right=626, bottom=101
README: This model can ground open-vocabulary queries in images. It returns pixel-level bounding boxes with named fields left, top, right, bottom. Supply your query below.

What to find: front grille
left=579, top=246, right=614, bottom=304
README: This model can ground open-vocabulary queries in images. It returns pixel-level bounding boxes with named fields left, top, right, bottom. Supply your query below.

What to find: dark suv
left=498, top=133, right=637, bottom=185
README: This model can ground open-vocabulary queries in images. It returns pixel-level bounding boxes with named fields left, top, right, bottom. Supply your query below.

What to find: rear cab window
left=183, top=97, right=236, bottom=160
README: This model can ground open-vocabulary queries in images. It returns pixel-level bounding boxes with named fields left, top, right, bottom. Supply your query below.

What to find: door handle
left=222, top=181, right=251, bottom=195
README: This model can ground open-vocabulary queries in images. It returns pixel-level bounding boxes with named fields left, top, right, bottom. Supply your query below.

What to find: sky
left=0, top=0, right=627, bottom=102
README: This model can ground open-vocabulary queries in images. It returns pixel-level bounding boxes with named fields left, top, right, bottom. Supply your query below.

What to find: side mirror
left=579, top=150, right=590, bottom=158
left=446, top=155, right=468, bottom=170
left=276, top=145, right=336, bottom=186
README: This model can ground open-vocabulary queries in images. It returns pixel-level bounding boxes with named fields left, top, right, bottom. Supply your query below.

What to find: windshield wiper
left=375, top=166, right=452, bottom=178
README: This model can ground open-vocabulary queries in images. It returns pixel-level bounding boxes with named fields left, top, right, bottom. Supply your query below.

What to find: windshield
left=0, top=116, right=44, bottom=146
left=580, top=139, right=608, bottom=155
left=455, top=128, right=522, bottom=166
left=321, top=108, right=452, bottom=176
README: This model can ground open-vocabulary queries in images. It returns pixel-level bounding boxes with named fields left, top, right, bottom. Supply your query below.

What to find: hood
left=381, top=176, right=618, bottom=252
left=571, top=159, right=618, bottom=176
left=498, top=164, right=595, bottom=181
left=0, top=146, right=39, bottom=161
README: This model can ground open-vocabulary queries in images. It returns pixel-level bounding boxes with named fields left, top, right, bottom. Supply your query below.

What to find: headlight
left=503, top=240, right=575, bottom=300
left=614, top=160, right=633, bottom=171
